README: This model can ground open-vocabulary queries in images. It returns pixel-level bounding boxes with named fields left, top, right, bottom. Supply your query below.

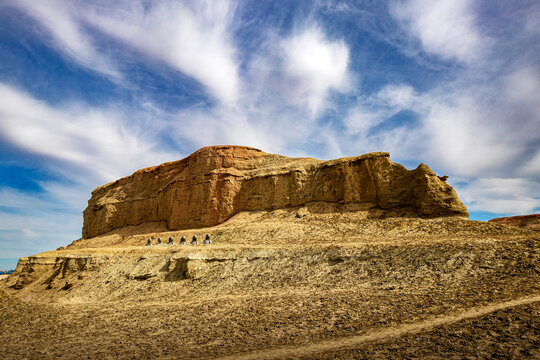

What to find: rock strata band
left=145, top=233, right=212, bottom=246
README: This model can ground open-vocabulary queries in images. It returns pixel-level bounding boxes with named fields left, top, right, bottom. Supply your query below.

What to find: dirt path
left=216, top=295, right=540, bottom=360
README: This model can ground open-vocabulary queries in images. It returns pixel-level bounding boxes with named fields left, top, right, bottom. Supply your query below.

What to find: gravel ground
left=1, top=214, right=538, bottom=359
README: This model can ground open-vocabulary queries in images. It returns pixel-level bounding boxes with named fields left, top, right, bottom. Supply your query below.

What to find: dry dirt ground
left=1, top=208, right=539, bottom=359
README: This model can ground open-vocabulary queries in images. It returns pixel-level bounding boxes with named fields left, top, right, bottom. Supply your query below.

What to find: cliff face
left=82, top=145, right=468, bottom=238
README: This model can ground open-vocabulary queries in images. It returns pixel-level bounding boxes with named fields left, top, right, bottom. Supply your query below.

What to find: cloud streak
left=85, top=0, right=241, bottom=103
left=5, top=0, right=120, bottom=78
left=7, top=0, right=240, bottom=103
left=0, top=83, right=175, bottom=183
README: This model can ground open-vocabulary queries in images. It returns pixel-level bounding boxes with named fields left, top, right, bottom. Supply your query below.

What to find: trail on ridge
left=217, top=295, right=540, bottom=360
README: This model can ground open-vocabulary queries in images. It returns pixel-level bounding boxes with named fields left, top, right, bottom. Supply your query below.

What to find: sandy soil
left=1, top=210, right=538, bottom=359
left=221, top=296, right=540, bottom=359
left=297, top=301, right=540, bottom=360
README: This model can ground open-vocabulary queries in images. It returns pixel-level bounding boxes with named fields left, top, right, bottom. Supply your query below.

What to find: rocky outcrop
left=82, top=145, right=468, bottom=238
left=488, top=214, right=540, bottom=231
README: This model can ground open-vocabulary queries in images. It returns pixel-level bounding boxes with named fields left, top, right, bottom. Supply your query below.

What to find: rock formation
left=82, top=145, right=468, bottom=238
left=488, top=214, right=540, bottom=231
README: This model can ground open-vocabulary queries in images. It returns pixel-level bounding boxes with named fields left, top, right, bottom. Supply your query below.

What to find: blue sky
left=1, top=0, right=539, bottom=267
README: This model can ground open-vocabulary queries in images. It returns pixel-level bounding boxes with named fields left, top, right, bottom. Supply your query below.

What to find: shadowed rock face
left=82, top=145, right=468, bottom=238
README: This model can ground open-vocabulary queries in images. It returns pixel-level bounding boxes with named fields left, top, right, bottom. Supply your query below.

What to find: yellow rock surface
left=82, top=145, right=468, bottom=238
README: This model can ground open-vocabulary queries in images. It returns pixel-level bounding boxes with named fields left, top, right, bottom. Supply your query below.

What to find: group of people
left=145, top=234, right=212, bottom=246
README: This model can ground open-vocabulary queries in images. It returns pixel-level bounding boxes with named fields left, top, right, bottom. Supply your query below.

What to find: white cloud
left=504, top=67, right=540, bottom=118
left=7, top=0, right=240, bottom=103
left=85, top=0, right=240, bottom=103
left=0, top=187, right=82, bottom=258
left=457, top=178, right=540, bottom=214
left=39, top=182, right=92, bottom=214
left=280, top=27, right=350, bottom=115
left=343, top=76, right=537, bottom=178
left=525, top=7, right=540, bottom=35
left=165, top=25, right=352, bottom=156
left=390, top=0, right=484, bottom=63
left=344, top=106, right=387, bottom=135
left=172, top=106, right=279, bottom=153
left=344, top=84, right=418, bottom=135
left=421, top=95, right=523, bottom=176
left=0, top=83, right=175, bottom=183
left=5, top=0, right=119, bottom=78
left=21, top=228, right=38, bottom=239
left=376, top=84, right=416, bottom=108
left=519, top=150, right=540, bottom=178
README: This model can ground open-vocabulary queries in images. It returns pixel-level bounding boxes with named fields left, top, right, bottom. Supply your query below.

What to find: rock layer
left=489, top=214, right=540, bottom=231
left=82, top=145, right=468, bottom=238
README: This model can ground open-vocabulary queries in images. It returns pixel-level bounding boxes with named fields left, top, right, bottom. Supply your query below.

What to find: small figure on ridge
left=146, top=238, right=152, bottom=246
left=180, top=236, right=186, bottom=245
left=190, top=235, right=198, bottom=245
left=203, top=234, right=212, bottom=244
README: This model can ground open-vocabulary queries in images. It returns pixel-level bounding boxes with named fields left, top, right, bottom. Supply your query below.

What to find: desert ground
left=1, top=207, right=539, bottom=359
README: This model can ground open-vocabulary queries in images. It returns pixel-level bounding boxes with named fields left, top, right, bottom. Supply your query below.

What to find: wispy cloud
left=421, top=89, right=524, bottom=177
left=0, top=83, right=175, bottom=183
left=0, top=187, right=82, bottom=257
left=389, top=0, right=485, bottom=63
left=5, top=0, right=120, bottom=78
left=85, top=0, right=240, bottom=104
left=166, top=23, right=352, bottom=154
left=7, top=0, right=240, bottom=103
left=344, top=84, right=418, bottom=136
left=280, top=26, right=350, bottom=115
left=458, top=178, right=540, bottom=214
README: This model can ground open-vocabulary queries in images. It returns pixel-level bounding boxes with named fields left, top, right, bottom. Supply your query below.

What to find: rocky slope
left=82, top=145, right=468, bottom=238
left=6, top=208, right=530, bottom=301
left=489, top=214, right=540, bottom=231
left=2, top=218, right=538, bottom=359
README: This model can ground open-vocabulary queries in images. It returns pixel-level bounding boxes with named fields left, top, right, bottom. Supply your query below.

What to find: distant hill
left=489, top=214, right=540, bottom=231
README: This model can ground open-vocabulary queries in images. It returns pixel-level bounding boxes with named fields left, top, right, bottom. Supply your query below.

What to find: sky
left=0, top=0, right=539, bottom=268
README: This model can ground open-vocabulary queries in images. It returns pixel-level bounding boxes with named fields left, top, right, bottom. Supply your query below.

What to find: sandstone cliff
left=82, top=145, right=468, bottom=238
